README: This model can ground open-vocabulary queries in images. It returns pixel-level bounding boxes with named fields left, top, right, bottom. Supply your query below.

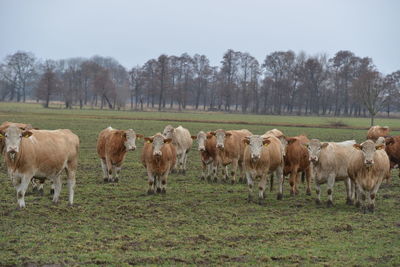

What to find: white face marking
left=308, top=139, right=322, bottom=162
left=196, top=131, right=206, bottom=151
left=215, top=130, right=226, bottom=149
left=4, top=125, right=24, bottom=154
left=360, top=140, right=376, bottom=166
left=163, top=125, right=174, bottom=139
left=124, top=129, right=137, bottom=151
left=152, top=135, right=166, bottom=157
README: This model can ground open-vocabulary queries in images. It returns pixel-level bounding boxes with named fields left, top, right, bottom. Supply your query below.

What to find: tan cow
left=163, top=125, right=193, bottom=174
left=97, top=126, right=142, bottom=182
left=243, top=135, right=284, bottom=204
left=367, top=125, right=390, bottom=141
left=0, top=124, right=79, bottom=208
left=348, top=140, right=390, bottom=213
left=141, top=133, right=176, bottom=194
left=383, top=136, right=400, bottom=179
left=283, top=135, right=312, bottom=196
left=209, top=129, right=252, bottom=184
left=307, top=139, right=356, bottom=207
left=191, top=131, right=221, bottom=182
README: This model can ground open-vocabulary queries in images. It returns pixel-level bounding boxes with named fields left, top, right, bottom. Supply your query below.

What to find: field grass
left=0, top=103, right=399, bottom=266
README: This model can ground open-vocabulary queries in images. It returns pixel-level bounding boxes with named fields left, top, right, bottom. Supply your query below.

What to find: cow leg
left=355, top=183, right=367, bottom=213
left=289, top=166, right=299, bottom=196
left=245, top=171, right=254, bottom=202
left=305, top=167, right=312, bottom=196
left=160, top=173, right=168, bottom=194
left=206, top=162, right=212, bottom=181
left=112, top=165, right=121, bottom=182
left=369, top=179, right=383, bottom=212
left=147, top=169, right=155, bottom=195
left=31, top=178, right=38, bottom=193
left=105, top=157, right=113, bottom=182
left=100, top=159, right=108, bottom=182
left=52, top=175, right=62, bottom=204
left=15, top=176, right=31, bottom=209
left=258, top=173, right=268, bottom=205
left=156, top=174, right=162, bottom=193
left=276, top=166, right=284, bottom=200
left=269, top=173, right=274, bottom=192
left=315, top=182, right=321, bottom=205
left=200, top=161, right=206, bottom=180
left=326, top=173, right=335, bottom=207
left=66, top=168, right=76, bottom=206
left=182, top=151, right=188, bottom=175
left=345, top=178, right=353, bottom=205
left=230, top=159, right=239, bottom=184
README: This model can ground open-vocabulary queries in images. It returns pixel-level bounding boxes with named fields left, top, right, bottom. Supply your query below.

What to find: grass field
left=0, top=103, right=400, bottom=266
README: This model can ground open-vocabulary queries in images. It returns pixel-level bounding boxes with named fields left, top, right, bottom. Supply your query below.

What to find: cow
left=0, top=124, right=79, bottom=208
left=243, top=135, right=284, bottom=204
left=97, top=127, right=142, bottom=182
left=141, top=133, right=176, bottom=194
left=367, top=125, right=390, bottom=141
left=191, top=131, right=221, bottom=182
left=384, top=135, right=400, bottom=179
left=283, top=135, right=312, bottom=196
left=163, top=125, right=193, bottom=174
left=209, top=129, right=252, bottom=184
left=306, top=139, right=356, bottom=207
left=348, top=140, right=390, bottom=213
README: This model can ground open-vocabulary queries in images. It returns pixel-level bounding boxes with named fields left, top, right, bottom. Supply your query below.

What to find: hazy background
left=0, top=0, right=399, bottom=74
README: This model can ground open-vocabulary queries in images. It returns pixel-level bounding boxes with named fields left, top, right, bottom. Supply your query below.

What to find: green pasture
left=0, top=103, right=399, bottom=266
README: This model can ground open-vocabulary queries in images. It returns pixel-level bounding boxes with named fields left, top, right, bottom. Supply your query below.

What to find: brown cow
left=191, top=131, right=222, bottom=182
left=243, top=135, right=284, bottom=204
left=209, top=129, right=252, bottom=184
left=141, top=133, right=176, bottom=194
left=0, top=124, right=79, bottom=208
left=384, top=135, right=400, bottom=178
left=97, top=127, right=142, bottom=182
left=367, top=125, right=390, bottom=141
left=348, top=140, right=390, bottom=213
left=283, top=135, right=312, bottom=196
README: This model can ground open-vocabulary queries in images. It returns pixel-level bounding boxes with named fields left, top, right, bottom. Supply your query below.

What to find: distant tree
left=35, top=60, right=60, bottom=108
left=128, top=65, right=144, bottom=110
left=193, top=54, right=211, bottom=110
left=220, top=49, right=240, bottom=111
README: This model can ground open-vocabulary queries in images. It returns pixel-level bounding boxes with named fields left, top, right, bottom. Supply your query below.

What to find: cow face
left=0, top=125, right=32, bottom=158
left=144, top=134, right=172, bottom=158
left=196, top=131, right=207, bottom=152
left=124, top=129, right=143, bottom=151
left=163, top=125, right=174, bottom=139
left=243, top=135, right=270, bottom=162
left=212, top=129, right=231, bottom=151
left=307, top=139, right=329, bottom=163
left=354, top=140, right=384, bottom=167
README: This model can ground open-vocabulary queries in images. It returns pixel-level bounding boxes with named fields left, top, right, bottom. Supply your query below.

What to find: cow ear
left=122, top=132, right=127, bottom=139
left=263, top=139, right=271, bottom=146
left=385, top=137, right=394, bottom=145
left=321, top=143, right=329, bottom=149
left=375, top=144, right=385, bottom=150
left=206, top=132, right=214, bottom=139
left=225, top=132, right=232, bottom=137
left=191, top=135, right=197, bottom=140
left=22, top=131, right=32, bottom=138
left=0, top=131, right=4, bottom=138
left=164, top=138, right=172, bottom=144
left=353, top=144, right=362, bottom=150
left=242, top=138, right=250, bottom=145
left=136, top=134, right=144, bottom=139
left=303, top=143, right=309, bottom=148
left=144, top=137, right=153, bottom=143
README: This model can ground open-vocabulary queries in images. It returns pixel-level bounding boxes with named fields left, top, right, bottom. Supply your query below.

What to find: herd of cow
left=0, top=121, right=399, bottom=213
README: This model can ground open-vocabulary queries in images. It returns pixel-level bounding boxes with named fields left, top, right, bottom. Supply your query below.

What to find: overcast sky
left=0, top=0, right=399, bottom=74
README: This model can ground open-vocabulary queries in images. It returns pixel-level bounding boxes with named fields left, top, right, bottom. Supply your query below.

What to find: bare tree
left=36, top=60, right=60, bottom=108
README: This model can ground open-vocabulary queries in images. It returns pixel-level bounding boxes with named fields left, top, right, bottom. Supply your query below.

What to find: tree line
left=1, top=49, right=399, bottom=122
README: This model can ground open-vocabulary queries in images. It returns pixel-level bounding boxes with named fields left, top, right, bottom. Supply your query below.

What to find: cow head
left=144, top=134, right=172, bottom=158
left=210, top=129, right=232, bottom=151
left=194, top=131, right=207, bottom=152
left=0, top=124, right=32, bottom=158
left=306, top=139, right=329, bottom=163
left=123, top=129, right=143, bottom=151
left=385, top=136, right=395, bottom=146
left=243, top=135, right=270, bottom=162
left=353, top=140, right=384, bottom=167
left=163, top=125, right=174, bottom=139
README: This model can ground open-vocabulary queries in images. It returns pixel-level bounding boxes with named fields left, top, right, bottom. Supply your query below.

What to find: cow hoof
left=161, top=188, right=166, bottom=194
left=290, top=190, right=295, bottom=196
left=277, top=193, right=283, bottom=200
left=231, top=180, right=235, bottom=185
left=182, top=170, right=186, bottom=175
left=156, top=187, right=162, bottom=193
left=32, top=187, right=38, bottom=193
left=147, top=190, right=154, bottom=195
left=368, top=205, right=375, bottom=213
left=346, top=198, right=354, bottom=206
left=355, top=201, right=361, bottom=208
left=103, top=178, right=109, bottom=183
left=200, top=176, right=205, bottom=180
left=315, top=199, right=321, bottom=205
left=362, top=206, right=368, bottom=214
left=114, top=178, right=119, bottom=183
left=258, top=198, right=265, bottom=206
left=171, top=169, right=177, bottom=174
left=213, top=178, right=218, bottom=183
left=247, top=195, right=253, bottom=203
left=38, top=189, right=44, bottom=196
left=50, top=189, right=55, bottom=195
left=68, top=203, right=74, bottom=207
left=306, top=190, right=312, bottom=196
left=327, top=200, right=334, bottom=208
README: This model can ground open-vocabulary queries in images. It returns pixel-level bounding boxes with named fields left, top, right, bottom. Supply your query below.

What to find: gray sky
left=0, top=0, right=399, bottom=74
